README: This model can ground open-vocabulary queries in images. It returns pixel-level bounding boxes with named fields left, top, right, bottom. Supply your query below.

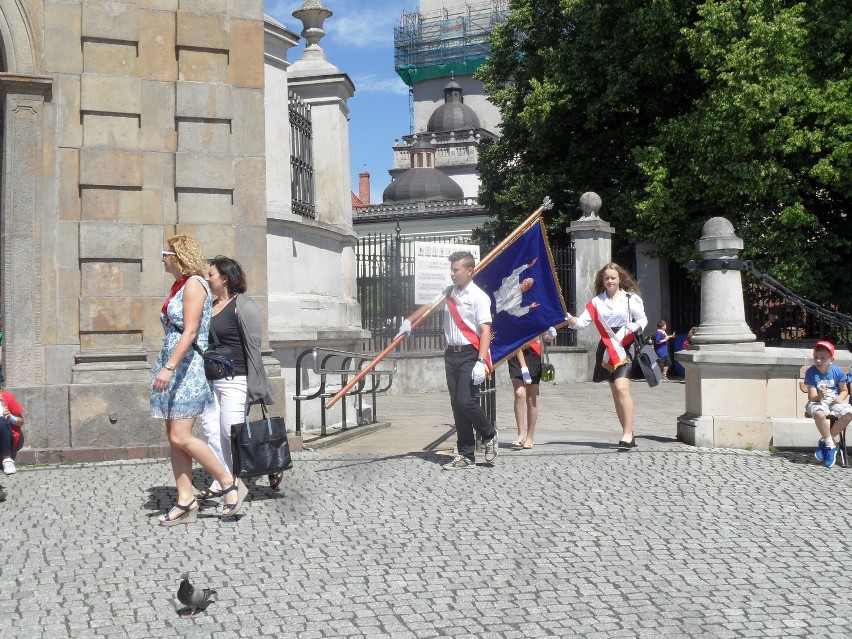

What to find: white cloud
left=353, top=74, right=410, bottom=95
left=324, top=2, right=402, bottom=49
left=266, top=0, right=413, bottom=49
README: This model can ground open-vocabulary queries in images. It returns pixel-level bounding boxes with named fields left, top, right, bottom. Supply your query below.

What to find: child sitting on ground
left=804, top=340, right=851, bottom=468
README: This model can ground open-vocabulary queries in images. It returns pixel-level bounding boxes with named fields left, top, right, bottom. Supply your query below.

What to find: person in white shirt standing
left=440, top=251, right=499, bottom=469
left=564, top=262, right=648, bottom=449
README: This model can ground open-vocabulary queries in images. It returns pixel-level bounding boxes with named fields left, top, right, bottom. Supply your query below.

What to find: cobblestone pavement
left=2, top=382, right=852, bottom=638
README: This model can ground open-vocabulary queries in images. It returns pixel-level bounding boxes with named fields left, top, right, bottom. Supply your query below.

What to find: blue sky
left=266, top=1, right=416, bottom=203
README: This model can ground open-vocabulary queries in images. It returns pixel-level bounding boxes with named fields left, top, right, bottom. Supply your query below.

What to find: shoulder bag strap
left=172, top=322, right=219, bottom=356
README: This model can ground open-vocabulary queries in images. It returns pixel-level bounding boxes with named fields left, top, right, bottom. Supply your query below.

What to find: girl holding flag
left=564, top=263, right=647, bottom=448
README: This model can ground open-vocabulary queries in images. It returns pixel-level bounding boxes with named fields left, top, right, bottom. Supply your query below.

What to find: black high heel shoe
left=159, top=499, right=198, bottom=526
left=220, top=480, right=248, bottom=519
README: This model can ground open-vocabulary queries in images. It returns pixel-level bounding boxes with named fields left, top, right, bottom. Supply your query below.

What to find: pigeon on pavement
left=177, top=573, right=217, bottom=618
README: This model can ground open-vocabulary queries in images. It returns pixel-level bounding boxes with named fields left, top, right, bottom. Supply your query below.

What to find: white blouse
left=570, top=290, right=648, bottom=332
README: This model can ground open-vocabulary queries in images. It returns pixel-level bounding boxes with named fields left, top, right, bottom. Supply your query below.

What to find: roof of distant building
left=427, top=79, right=480, bottom=133
left=382, top=168, right=464, bottom=203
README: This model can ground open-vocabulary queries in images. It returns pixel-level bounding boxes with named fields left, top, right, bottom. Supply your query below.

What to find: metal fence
left=669, top=257, right=852, bottom=347
left=356, top=229, right=576, bottom=352
left=289, top=91, right=315, bottom=219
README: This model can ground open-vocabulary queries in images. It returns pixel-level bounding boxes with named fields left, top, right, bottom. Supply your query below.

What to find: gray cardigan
left=234, top=294, right=275, bottom=405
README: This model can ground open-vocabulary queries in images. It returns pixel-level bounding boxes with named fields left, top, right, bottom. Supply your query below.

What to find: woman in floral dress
left=152, top=235, right=247, bottom=525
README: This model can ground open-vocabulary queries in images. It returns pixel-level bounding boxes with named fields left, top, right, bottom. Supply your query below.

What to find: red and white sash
left=586, top=298, right=635, bottom=372
left=446, top=296, right=492, bottom=369
left=528, top=338, right=542, bottom=356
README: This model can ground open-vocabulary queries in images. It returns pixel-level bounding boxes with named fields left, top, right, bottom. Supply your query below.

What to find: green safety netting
left=395, top=59, right=488, bottom=86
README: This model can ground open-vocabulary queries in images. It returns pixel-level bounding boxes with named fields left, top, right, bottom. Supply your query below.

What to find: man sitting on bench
left=805, top=340, right=852, bottom=468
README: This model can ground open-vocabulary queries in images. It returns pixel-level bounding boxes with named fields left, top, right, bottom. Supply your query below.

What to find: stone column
left=264, top=16, right=300, bottom=217
left=568, top=192, right=614, bottom=377
left=676, top=217, right=768, bottom=449
left=634, top=241, right=669, bottom=331
left=691, top=217, right=756, bottom=344
left=0, top=74, right=52, bottom=387
left=266, top=1, right=368, bottom=434
left=287, top=2, right=355, bottom=227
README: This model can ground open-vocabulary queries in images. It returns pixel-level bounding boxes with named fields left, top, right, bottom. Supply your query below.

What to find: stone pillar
left=568, top=192, right=614, bottom=377
left=634, top=242, right=669, bottom=331
left=676, top=217, right=768, bottom=449
left=287, top=2, right=355, bottom=227
left=266, top=1, right=368, bottom=433
left=0, top=75, right=53, bottom=387
left=264, top=16, right=300, bottom=217
left=691, top=217, right=756, bottom=344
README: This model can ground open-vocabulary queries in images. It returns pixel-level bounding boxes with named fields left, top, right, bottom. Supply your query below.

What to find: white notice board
left=413, top=242, right=480, bottom=304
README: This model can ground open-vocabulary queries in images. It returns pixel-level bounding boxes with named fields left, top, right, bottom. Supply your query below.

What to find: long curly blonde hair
left=167, top=235, right=207, bottom=276
left=593, top=262, right=641, bottom=296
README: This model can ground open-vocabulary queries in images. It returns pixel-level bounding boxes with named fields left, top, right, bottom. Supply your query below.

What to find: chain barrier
left=689, top=258, right=852, bottom=330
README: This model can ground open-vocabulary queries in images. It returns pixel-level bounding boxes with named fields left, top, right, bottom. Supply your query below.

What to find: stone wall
left=1, top=1, right=279, bottom=455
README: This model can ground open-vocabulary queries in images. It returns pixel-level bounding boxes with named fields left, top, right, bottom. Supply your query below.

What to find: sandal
left=196, top=487, right=222, bottom=500
left=268, top=472, right=283, bottom=491
left=220, top=480, right=248, bottom=519
left=522, top=442, right=534, bottom=450
left=510, top=439, right=526, bottom=449
left=159, top=499, right=198, bottom=526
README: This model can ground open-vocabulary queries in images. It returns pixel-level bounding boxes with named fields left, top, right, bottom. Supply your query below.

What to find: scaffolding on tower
left=394, top=0, right=509, bottom=87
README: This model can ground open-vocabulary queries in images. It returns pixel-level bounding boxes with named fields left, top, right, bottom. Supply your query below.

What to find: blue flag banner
left=474, top=219, right=567, bottom=368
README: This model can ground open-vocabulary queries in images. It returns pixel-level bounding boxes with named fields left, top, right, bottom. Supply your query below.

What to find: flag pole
left=325, top=197, right=553, bottom=409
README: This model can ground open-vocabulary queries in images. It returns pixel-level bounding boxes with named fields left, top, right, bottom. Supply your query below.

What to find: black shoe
left=618, top=438, right=638, bottom=449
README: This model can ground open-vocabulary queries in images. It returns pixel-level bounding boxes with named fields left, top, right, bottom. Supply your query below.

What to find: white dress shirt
left=571, top=290, right=648, bottom=332
left=444, top=281, right=493, bottom=346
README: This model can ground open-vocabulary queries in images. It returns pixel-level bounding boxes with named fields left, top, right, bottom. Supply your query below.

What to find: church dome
left=427, top=79, right=480, bottom=133
left=382, top=169, right=464, bottom=203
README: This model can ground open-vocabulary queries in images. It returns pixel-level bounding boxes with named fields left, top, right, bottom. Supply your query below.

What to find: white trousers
left=201, top=375, right=247, bottom=491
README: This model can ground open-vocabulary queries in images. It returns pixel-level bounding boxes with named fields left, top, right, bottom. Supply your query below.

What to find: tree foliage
left=477, top=0, right=852, bottom=306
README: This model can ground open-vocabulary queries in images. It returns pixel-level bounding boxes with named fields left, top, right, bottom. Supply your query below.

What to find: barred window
left=289, top=91, right=315, bottom=219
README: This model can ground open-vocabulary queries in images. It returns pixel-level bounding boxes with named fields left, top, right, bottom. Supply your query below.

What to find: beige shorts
left=806, top=400, right=852, bottom=419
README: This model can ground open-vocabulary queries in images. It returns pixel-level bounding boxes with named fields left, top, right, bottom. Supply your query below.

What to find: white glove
left=394, top=318, right=412, bottom=340
left=521, top=366, right=533, bottom=384
left=471, top=361, right=487, bottom=385
left=546, top=326, right=558, bottom=341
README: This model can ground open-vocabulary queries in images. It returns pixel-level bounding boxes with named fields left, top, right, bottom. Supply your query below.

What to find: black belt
left=446, top=344, right=475, bottom=352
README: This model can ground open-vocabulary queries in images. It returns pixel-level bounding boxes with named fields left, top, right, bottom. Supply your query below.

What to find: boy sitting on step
left=805, top=340, right=852, bottom=468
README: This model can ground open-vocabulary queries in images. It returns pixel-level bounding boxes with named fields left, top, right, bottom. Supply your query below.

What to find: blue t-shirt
left=804, top=364, right=848, bottom=401
left=654, top=329, right=668, bottom=358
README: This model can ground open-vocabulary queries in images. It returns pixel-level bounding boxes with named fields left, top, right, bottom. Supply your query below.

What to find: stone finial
left=579, top=192, right=602, bottom=219
left=691, top=216, right=756, bottom=345
left=293, top=0, right=333, bottom=56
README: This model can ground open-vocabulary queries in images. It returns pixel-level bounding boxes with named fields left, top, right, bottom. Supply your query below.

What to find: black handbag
left=174, top=323, right=236, bottom=381
left=625, top=293, right=662, bottom=388
left=231, top=402, right=293, bottom=478
left=192, top=329, right=236, bottom=381
left=632, top=331, right=663, bottom=387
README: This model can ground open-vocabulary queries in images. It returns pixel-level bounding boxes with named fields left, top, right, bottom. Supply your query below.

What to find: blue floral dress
left=150, top=275, right=215, bottom=419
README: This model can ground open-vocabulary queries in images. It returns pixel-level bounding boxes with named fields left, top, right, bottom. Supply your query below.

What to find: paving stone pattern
left=2, top=442, right=851, bottom=637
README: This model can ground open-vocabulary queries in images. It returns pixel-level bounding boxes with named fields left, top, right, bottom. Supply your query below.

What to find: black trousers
left=445, top=346, right=495, bottom=459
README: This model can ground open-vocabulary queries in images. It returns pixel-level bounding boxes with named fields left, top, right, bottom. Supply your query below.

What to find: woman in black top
left=198, top=256, right=278, bottom=500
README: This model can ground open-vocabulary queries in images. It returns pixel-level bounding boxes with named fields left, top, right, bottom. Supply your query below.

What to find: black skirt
left=508, top=347, right=542, bottom=384
left=592, top=340, right=632, bottom=383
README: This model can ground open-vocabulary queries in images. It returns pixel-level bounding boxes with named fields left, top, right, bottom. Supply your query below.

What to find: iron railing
left=356, top=228, right=577, bottom=351
left=289, top=91, right=315, bottom=219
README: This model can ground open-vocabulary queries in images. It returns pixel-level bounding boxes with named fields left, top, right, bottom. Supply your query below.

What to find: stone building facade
left=1, top=1, right=282, bottom=458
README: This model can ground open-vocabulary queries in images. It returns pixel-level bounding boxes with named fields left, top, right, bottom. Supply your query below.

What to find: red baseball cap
left=814, top=340, right=835, bottom=357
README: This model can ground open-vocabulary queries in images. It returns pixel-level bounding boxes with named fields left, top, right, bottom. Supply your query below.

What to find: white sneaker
left=2, top=458, right=16, bottom=475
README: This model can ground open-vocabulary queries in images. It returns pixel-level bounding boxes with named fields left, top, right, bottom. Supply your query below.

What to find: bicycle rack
left=293, top=347, right=398, bottom=437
